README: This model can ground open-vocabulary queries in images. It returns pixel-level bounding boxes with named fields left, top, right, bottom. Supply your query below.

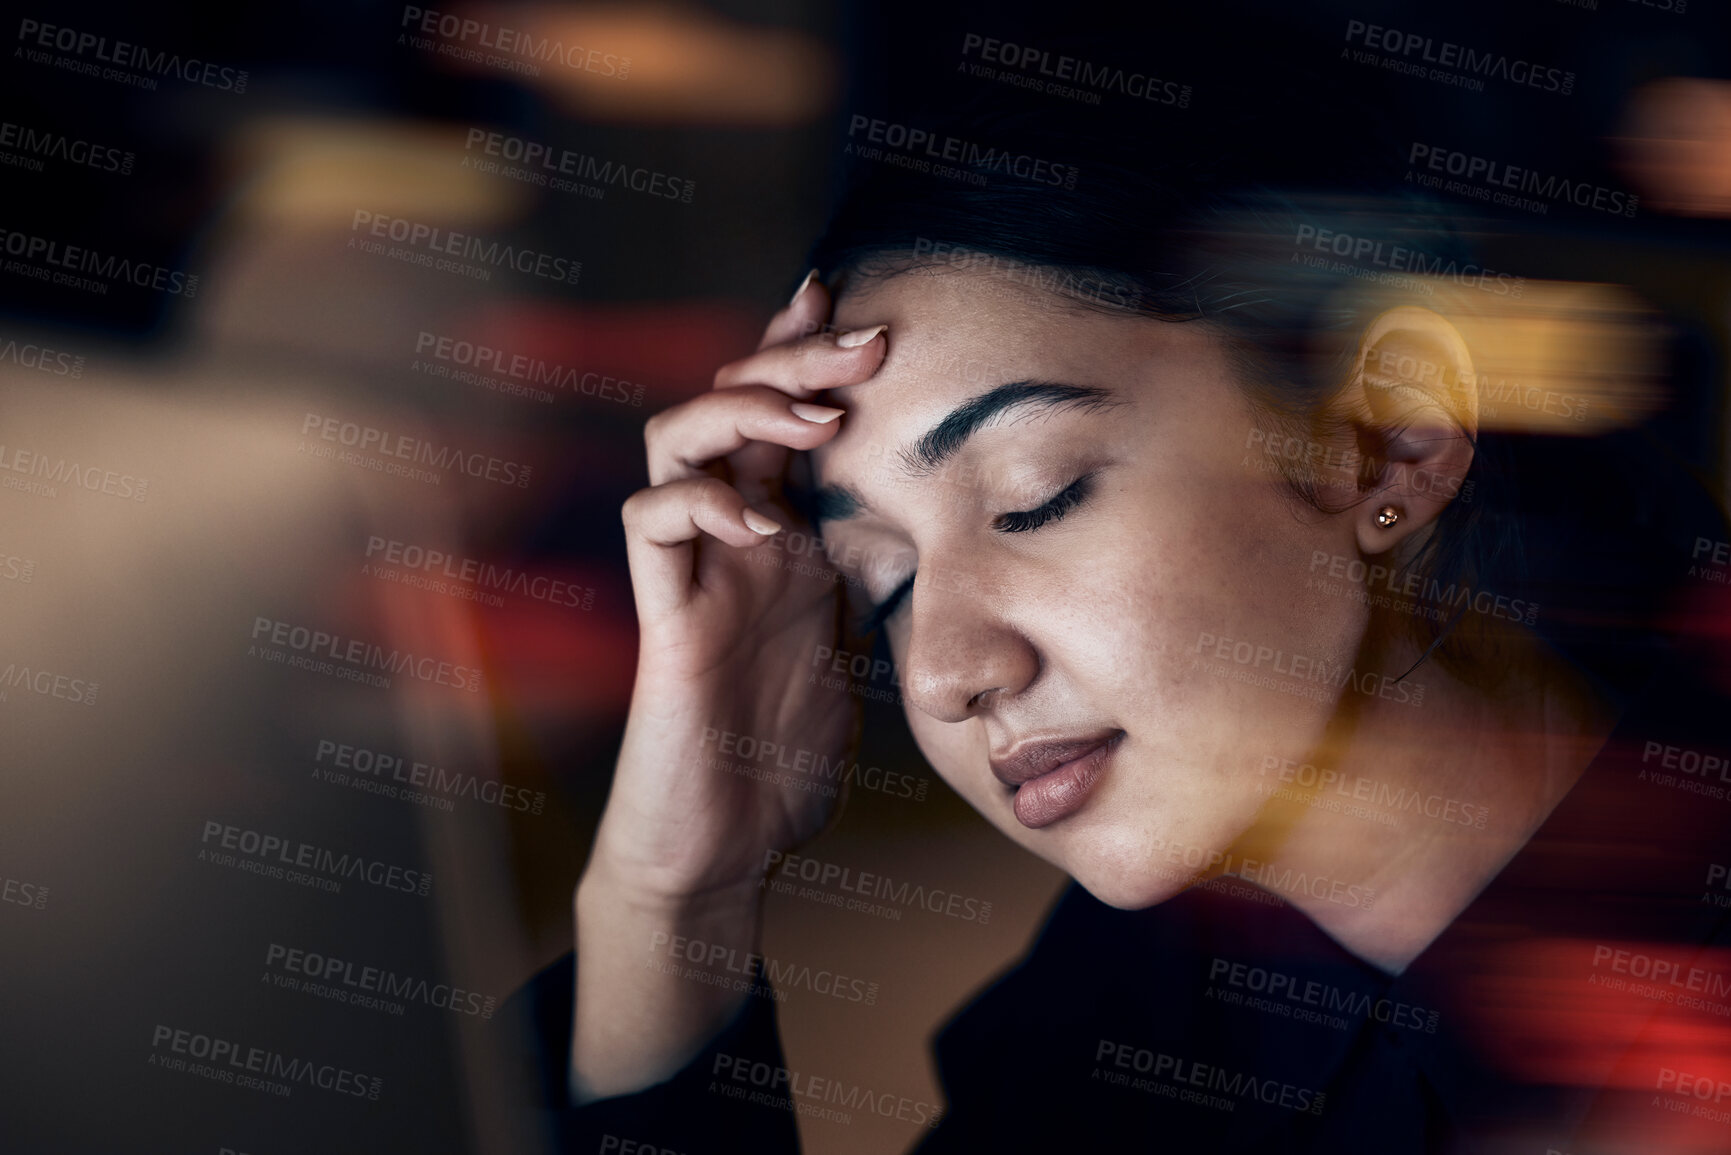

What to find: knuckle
left=712, top=358, right=746, bottom=390
left=620, top=488, right=650, bottom=527
left=734, top=384, right=782, bottom=414
left=642, top=409, right=668, bottom=448
left=690, top=475, right=732, bottom=507
left=690, top=477, right=738, bottom=521
left=793, top=339, right=826, bottom=370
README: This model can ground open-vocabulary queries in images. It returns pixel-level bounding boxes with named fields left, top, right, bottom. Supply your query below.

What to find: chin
left=1055, top=826, right=1201, bottom=911
left=1068, top=866, right=1191, bottom=911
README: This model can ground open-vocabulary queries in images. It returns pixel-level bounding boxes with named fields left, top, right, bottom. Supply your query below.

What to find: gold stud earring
left=1374, top=505, right=1401, bottom=529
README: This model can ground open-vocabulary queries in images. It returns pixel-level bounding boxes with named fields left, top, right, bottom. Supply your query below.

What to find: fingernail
left=836, top=324, right=886, bottom=349
left=788, top=268, right=818, bottom=307
left=743, top=509, right=783, bottom=536
left=790, top=402, right=844, bottom=424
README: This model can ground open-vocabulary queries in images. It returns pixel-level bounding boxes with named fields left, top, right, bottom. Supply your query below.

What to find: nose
left=896, top=559, right=1039, bottom=724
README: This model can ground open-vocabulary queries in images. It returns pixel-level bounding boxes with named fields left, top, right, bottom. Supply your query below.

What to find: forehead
left=830, top=264, right=1113, bottom=390
left=814, top=267, right=1213, bottom=485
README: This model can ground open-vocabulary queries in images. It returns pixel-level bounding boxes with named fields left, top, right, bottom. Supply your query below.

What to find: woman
left=511, top=108, right=1731, bottom=1153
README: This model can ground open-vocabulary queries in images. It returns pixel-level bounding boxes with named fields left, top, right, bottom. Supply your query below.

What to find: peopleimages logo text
left=250, top=616, right=484, bottom=692
left=1293, top=224, right=1524, bottom=297
left=0, top=228, right=197, bottom=296
left=414, top=331, right=642, bottom=406
left=845, top=115, right=1078, bottom=188
left=959, top=33, right=1191, bottom=107
left=350, top=211, right=580, bottom=285
left=1095, top=1039, right=1327, bottom=1115
left=149, top=1025, right=380, bottom=1098
left=0, top=121, right=133, bottom=174
left=300, top=412, right=533, bottom=488
left=464, top=129, right=693, bottom=202
left=400, top=6, right=630, bottom=77
left=0, top=335, right=84, bottom=377
left=0, top=659, right=98, bottom=705
left=1343, top=19, right=1573, bottom=94
left=0, top=443, right=147, bottom=499
left=265, top=942, right=496, bottom=1018
left=200, top=820, right=433, bottom=896
left=1408, top=143, right=1636, bottom=217
left=17, top=19, right=249, bottom=92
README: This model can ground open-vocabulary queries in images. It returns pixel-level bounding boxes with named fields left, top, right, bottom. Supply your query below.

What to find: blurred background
left=0, top=1, right=1729, bottom=1153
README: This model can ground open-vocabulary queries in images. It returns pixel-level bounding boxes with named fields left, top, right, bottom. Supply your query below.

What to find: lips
left=989, top=731, right=1123, bottom=829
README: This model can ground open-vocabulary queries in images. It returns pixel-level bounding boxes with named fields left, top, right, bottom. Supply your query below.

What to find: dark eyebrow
left=808, top=483, right=862, bottom=523
left=901, top=382, right=1118, bottom=475
left=786, top=476, right=866, bottom=532
left=804, top=381, right=1118, bottom=527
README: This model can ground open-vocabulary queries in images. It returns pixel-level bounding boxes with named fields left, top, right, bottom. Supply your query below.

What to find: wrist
left=577, top=847, right=764, bottom=926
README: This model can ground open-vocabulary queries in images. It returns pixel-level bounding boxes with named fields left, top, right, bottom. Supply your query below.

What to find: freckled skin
left=812, top=268, right=1367, bottom=910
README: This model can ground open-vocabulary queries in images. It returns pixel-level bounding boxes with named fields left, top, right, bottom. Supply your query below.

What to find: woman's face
left=810, top=266, right=1372, bottom=909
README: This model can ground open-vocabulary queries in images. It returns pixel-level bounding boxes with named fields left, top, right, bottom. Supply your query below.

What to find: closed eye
left=856, top=574, right=913, bottom=635
left=854, top=472, right=1098, bottom=634
left=993, top=473, right=1095, bottom=534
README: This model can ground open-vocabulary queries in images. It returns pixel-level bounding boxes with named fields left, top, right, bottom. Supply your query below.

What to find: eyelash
left=854, top=472, right=1097, bottom=634
left=992, top=474, right=1095, bottom=534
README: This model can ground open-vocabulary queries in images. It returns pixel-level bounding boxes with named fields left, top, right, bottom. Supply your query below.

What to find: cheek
left=1047, top=500, right=1253, bottom=707
left=1107, top=474, right=1359, bottom=694
left=1038, top=485, right=1361, bottom=809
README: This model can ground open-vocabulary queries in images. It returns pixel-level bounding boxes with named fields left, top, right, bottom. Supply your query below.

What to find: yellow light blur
left=1448, top=281, right=1668, bottom=434
left=447, top=3, right=837, bottom=125
left=225, top=117, right=528, bottom=227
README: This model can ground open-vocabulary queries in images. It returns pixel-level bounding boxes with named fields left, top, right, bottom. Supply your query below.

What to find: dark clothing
left=509, top=672, right=1731, bottom=1153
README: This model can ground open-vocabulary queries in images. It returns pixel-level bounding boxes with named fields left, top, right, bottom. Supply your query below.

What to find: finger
left=713, top=325, right=888, bottom=398
left=646, top=386, right=845, bottom=485
left=715, top=324, right=886, bottom=488
left=621, top=477, right=780, bottom=617
left=757, top=269, right=830, bottom=352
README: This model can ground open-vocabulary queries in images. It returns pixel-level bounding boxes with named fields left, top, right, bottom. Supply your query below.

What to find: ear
left=1342, top=306, right=1479, bottom=556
